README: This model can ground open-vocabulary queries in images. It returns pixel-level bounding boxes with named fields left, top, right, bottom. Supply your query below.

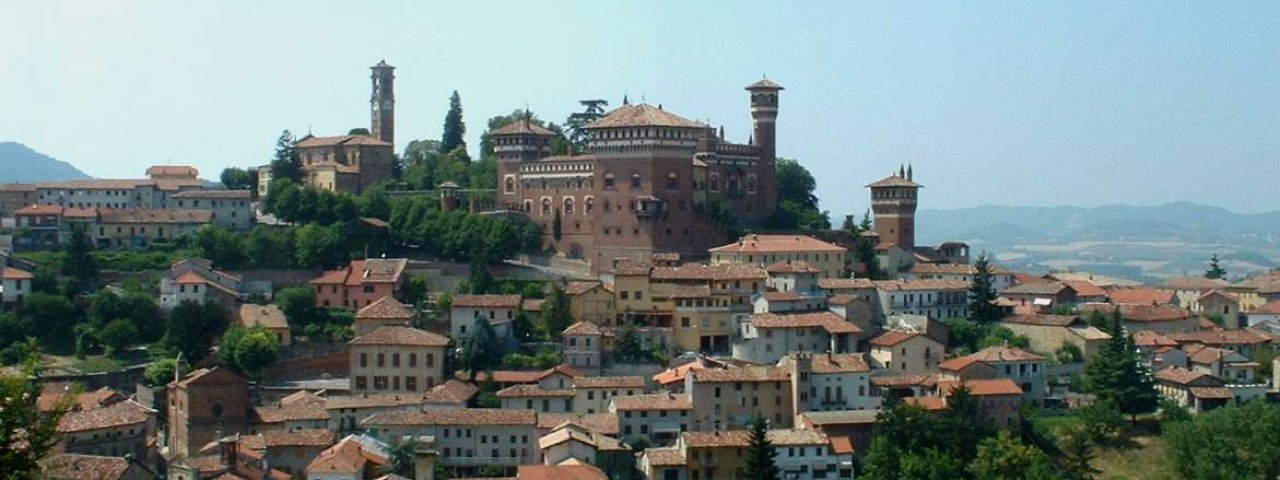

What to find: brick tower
left=747, top=78, right=783, bottom=218
left=370, top=60, right=396, bottom=146
left=867, top=165, right=921, bottom=249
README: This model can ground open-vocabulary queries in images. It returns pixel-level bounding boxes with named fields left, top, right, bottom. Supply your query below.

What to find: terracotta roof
left=322, top=393, right=423, bottom=410
left=1187, top=346, right=1243, bottom=366
left=422, top=379, right=478, bottom=405
left=238, top=304, right=288, bottom=330
left=611, top=393, right=691, bottom=411
left=490, top=120, right=557, bottom=137
left=257, top=429, right=336, bottom=447
left=1108, top=288, right=1177, bottom=305
left=827, top=294, right=866, bottom=305
left=563, top=281, right=604, bottom=296
left=98, top=208, right=212, bottom=224
left=146, top=165, right=199, bottom=177
left=57, top=400, right=151, bottom=433
left=1133, top=330, right=1179, bottom=348
left=751, top=312, right=861, bottom=334
left=683, top=429, right=826, bottom=448
left=1, top=266, right=33, bottom=280
left=536, top=413, right=620, bottom=435
left=363, top=408, right=537, bottom=427
left=1254, top=300, right=1280, bottom=315
left=711, top=234, right=845, bottom=254
left=517, top=464, right=607, bottom=480
left=172, top=367, right=248, bottom=389
left=963, top=345, right=1046, bottom=363
left=866, top=174, right=922, bottom=188
left=1189, top=386, right=1233, bottom=399
left=653, top=362, right=706, bottom=386
left=356, top=296, right=414, bottom=320
left=171, top=189, right=250, bottom=199
left=1001, top=314, right=1080, bottom=327
left=38, top=386, right=123, bottom=413
left=1163, top=276, right=1229, bottom=291
left=670, top=284, right=711, bottom=299
left=585, top=103, right=708, bottom=129
left=254, top=398, right=328, bottom=423
left=1002, top=282, right=1073, bottom=296
left=350, top=326, right=448, bottom=347
left=765, top=260, right=820, bottom=274
left=537, top=424, right=627, bottom=452
left=1063, top=281, right=1108, bottom=298
left=295, top=134, right=392, bottom=148
left=63, top=208, right=97, bottom=218
left=870, top=374, right=939, bottom=388
left=522, top=299, right=544, bottom=312
left=495, top=384, right=575, bottom=398
left=817, top=278, right=877, bottom=290
left=746, top=78, right=785, bottom=90
left=574, top=376, right=645, bottom=389
left=1198, top=290, right=1239, bottom=303
left=563, top=321, right=604, bottom=336
left=15, top=204, right=65, bottom=216
left=761, top=291, right=803, bottom=302
left=42, top=454, right=133, bottom=480
left=1082, top=304, right=1195, bottom=323
left=873, top=279, right=971, bottom=292
left=870, top=330, right=924, bottom=347
left=1154, top=366, right=1219, bottom=386
left=642, top=447, right=686, bottom=466
left=1167, top=329, right=1271, bottom=347
left=938, top=356, right=983, bottom=372
left=361, top=258, right=408, bottom=284
left=451, top=294, right=521, bottom=308
left=805, top=353, right=871, bottom=374
left=939, top=378, right=1023, bottom=396
left=305, top=435, right=389, bottom=474
left=690, top=365, right=789, bottom=383
left=904, top=396, right=947, bottom=411
left=650, top=263, right=768, bottom=281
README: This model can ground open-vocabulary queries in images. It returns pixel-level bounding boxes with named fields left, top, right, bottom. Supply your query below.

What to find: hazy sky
left=3, top=1, right=1278, bottom=216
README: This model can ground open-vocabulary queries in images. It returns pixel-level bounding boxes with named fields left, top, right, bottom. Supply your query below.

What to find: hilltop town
left=3, top=61, right=1279, bottom=480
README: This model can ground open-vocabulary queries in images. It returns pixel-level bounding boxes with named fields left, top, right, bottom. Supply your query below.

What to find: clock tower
left=370, top=60, right=396, bottom=146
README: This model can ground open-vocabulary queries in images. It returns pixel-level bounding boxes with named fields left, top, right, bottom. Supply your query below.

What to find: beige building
left=362, top=409, right=539, bottom=474
left=56, top=399, right=156, bottom=459
left=710, top=234, right=848, bottom=279
left=1, top=265, right=33, bottom=306
left=354, top=295, right=415, bottom=337
left=349, top=326, right=449, bottom=393
left=999, top=314, right=1110, bottom=361
left=450, top=294, right=521, bottom=341
left=94, top=209, right=212, bottom=248
left=640, top=429, right=840, bottom=480
left=611, top=393, right=692, bottom=446
left=496, top=384, right=576, bottom=413
left=939, top=346, right=1048, bottom=402
left=565, top=281, right=615, bottom=325
left=237, top=303, right=291, bottom=346
left=869, top=330, right=945, bottom=375
left=562, top=321, right=608, bottom=371
left=165, top=189, right=253, bottom=230
left=732, top=311, right=861, bottom=365
left=573, top=375, right=646, bottom=415
left=685, top=365, right=794, bottom=430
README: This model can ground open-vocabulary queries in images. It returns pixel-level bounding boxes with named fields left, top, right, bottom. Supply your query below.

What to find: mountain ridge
left=0, top=142, right=92, bottom=184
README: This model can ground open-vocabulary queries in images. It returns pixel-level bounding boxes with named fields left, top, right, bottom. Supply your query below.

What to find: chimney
left=218, top=435, right=238, bottom=469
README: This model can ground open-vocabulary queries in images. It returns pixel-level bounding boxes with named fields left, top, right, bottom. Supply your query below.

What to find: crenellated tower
left=867, top=165, right=922, bottom=249
left=370, top=60, right=396, bottom=146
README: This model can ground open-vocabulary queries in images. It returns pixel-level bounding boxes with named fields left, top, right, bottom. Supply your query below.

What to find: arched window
left=541, top=198, right=551, bottom=215
left=604, top=173, right=616, bottom=189
left=504, top=176, right=516, bottom=194
left=667, top=172, right=679, bottom=190
left=523, top=199, right=532, bottom=212
left=710, top=174, right=720, bottom=192
left=563, top=197, right=575, bottom=214
left=747, top=174, right=757, bottom=194
left=631, top=174, right=642, bottom=188
left=585, top=196, right=594, bottom=214
left=728, top=175, right=740, bottom=193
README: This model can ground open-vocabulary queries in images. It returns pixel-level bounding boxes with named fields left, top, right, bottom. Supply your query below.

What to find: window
left=504, top=176, right=516, bottom=194
left=564, top=197, right=575, bottom=214
left=604, top=173, right=616, bottom=188
left=631, top=174, right=642, bottom=188
left=360, top=353, right=368, bottom=368
left=392, top=353, right=400, bottom=368
left=585, top=196, right=594, bottom=213
left=377, top=353, right=385, bottom=367
left=409, top=353, right=417, bottom=367
left=541, top=198, right=552, bottom=215
left=667, top=172, right=678, bottom=189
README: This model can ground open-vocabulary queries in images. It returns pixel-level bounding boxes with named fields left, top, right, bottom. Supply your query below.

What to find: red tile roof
left=873, top=279, right=971, bottom=292
left=585, top=103, right=707, bottom=129
left=490, top=120, right=557, bottom=136
left=817, top=278, right=877, bottom=290
left=238, top=304, right=288, bottom=330
left=653, top=362, right=705, bottom=386
left=1133, top=330, right=1179, bottom=348
left=356, top=296, right=414, bottom=320
left=42, top=454, right=133, bottom=480
left=939, top=378, right=1023, bottom=396
left=1001, top=314, right=1080, bottom=327
left=806, top=353, right=871, bottom=374
left=1167, top=329, right=1271, bottom=347
left=451, top=294, right=522, bottom=308
left=650, top=263, right=768, bottom=281
left=710, top=234, right=845, bottom=254
left=57, top=400, right=151, bottom=433
left=295, top=134, right=392, bottom=148
left=422, top=379, right=479, bottom=405
left=495, top=384, right=575, bottom=398
left=574, top=376, right=646, bottom=389
left=517, top=464, right=607, bottom=480
left=563, top=321, right=604, bottom=336
left=146, top=165, right=199, bottom=177
left=611, top=393, right=692, bottom=411
left=363, top=408, right=538, bottom=427
left=1108, top=288, right=1177, bottom=306
left=1, top=266, right=33, bottom=280
left=349, top=326, right=448, bottom=347
left=1063, top=281, right=1108, bottom=299
left=751, top=312, right=861, bottom=334
left=870, top=374, right=939, bottom=388
left=866, top=174, right=922, bottom=188
left=690, top=365, right=789, bottom=383
left=869, top=330, right=922, bottom=347
left=765, top=260, right=820, bottom=274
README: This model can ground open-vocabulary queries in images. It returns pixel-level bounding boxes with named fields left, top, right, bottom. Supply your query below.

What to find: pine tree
left=63, top=227, right=98, bottom=286
left=1082, top=309, right=1158, bottom=424
left=441, top=90, right=466, bottom=154
left=841, top=214, right=857, bottom=234
left=967, top=253, right=1001, bottom=323
left=1205, top=253, right=1227, bottom=279
left=269, top=130, right=301, bottom=182
left=540, top=284, right=573, bottom=339
left=743, top=414, right=781, bottom=480
left=854, top=235, right=886, bottom=280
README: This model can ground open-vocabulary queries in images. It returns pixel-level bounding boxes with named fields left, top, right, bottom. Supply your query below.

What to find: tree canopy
left=765, top=158, right=830, bottom=230
left=441, top=90, right=467, bottom=155
left=1082, top=309, right=1158, bottom=422
left=1204, top=253, right=1227, bottom=279
left=1166, top=401, right=1280, bottom=480
left=269, top=129, right=301, bottom=183
left=967, top=253, right=1001, bottom=323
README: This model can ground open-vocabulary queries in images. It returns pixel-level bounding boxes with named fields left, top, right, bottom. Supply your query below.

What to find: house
left=167, top=434, right=291, bottom=480
left=311, top=258, right=409, bottom=310
left=999, top=314, right=1110, bottom=361
left=685, top=365, right=794, bottom=430
left=422, top=379, right=480, bottom=410
left=252, top=391, right=330, bottom=433
left=872, top=279, right=970, bottom=320
left=781, top=352, right=879, bottom=412
left=919, top=379, right=1023, bottom=427
left=1164, top=276, right=1230, bottom=312
left=639, top=429, right=840, bottom=480
left=868, top=330, right=945, bottom=375
left=323, top=393, right=423, bottom=433
left=999, top=282, right=1078, bottom=314
left=938, top=345, right=1048, bottom=402
left=94, top=209, right=211, bottom=248
left=1081, top=303, right=1199, bottom=334
left=1246, top=300, right=1280, bottom=326
left=42, top=454, right=154, bottom=480
left=764, top=260, right=823, bottom=293
left=237, top=303, right=291, bottom=346
left=611, top=393, right=692, bottom=446
left=496, top=384, right=576, bottom=413
left=732, top=311, right=860, bottom=365
left=752, top=290, right=829, bottom=314
left=564, top=281, right=614, bottom=325
left=349, top=326, right=449, bottom=393
left=354, top=295, right=415, bottom=337
left=450, top=294, right=522, bottom=341
left=650, top=263, right=768, bottom=354
left=167, top=367, right=251, bottom=459
left=1107, top=287, right=1178, bottom=307
left=903, top=262, right=1016, bottom=292
left=1165, top=328, right=1271, bottom=358
left=159, top=257, right=270, bottom=311
left=362, top=409, right=539, bottom=475
left=536, top=422, right=631, bottom=478
left=562, top=321, right=608, bottom=372
left=0, top=265, right=33, bottom=307
left=236, top=429, right=336, bottom=476
left=303, top=433, right=391, bottom=480
left=710, top=234, right=848, bottom=279
left=573, top=375, right=646, bottom=415
left=470, top=364, right=584, bottom=390
left=870, top=374, right=939, bottom=401
left=1062, top=281, right=1109, bottom=303
left=165, top=189, right=253, bottom=230
left=1184, top=345, right=1259, bottom=385
left=1198, top=290, right=1243, bottom=328
left=518, top=463, right=610, bottom=480
left=56, top=399, right=156, bottom=459
left=1154, top=366, right=1232, bottom=413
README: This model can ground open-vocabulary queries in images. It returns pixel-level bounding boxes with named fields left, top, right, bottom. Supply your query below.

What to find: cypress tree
left=743, top=414, right=780, bottom=480
left=441, top=90, right=466, bottom=154
left=1083, top=309, right=1158, bottom=423
left=269, top=129, right=301, bottom=182
left=1205, top=253, right=1228, bottom=279
left=967, top=253, right=1000, bottom=323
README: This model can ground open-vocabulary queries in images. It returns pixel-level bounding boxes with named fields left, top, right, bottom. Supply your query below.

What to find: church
left=494, top=79, right=786, bottom=271
left=288, top=60, right=398, bottom=193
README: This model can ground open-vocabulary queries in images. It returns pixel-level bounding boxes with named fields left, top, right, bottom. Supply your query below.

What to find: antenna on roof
left=623, top=93, right=630, bottom=106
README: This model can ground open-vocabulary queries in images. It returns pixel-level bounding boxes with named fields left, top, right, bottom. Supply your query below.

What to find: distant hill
left=0, top=142, right=92, bottom=183
left=917, top=202, right=1280, bottom=248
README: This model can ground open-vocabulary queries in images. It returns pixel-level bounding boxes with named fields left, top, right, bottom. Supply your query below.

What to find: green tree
left=613, top=324, right=647, bottom=363
left=440, top=90, right=466, bottom=154
left=1204, top=253, right=1227, bottom=279
left=465, top=261, right=496, bottom=294
left=403, top=275, right=428, bottom=307
left=565, top=99, right=608, bottom=153
left=219, top=167, right=256, bottom=190
left=244, top=226, right=298, bottom=269
left=540, top=284, right=572, bottom=339
left=384, top=437, right=420, bottom=477
left=0, top=357, right=71, bottom=479
left=295, top=223, right=346, bottom=268
left=460, top=316, right=501, bottom=378
left=967, top=253, right=1001, bottom=323
left=193, top=225, right=246, bottom=269
left=742, top=414, right=780, bottom=480
left=898, top=447, right=967, bottom=480
left=1057, top=425, right=1101, bottom=480
left=969, top=432, right=1057, bottom=480
left=97, top=318, right=138, bottom=357
left=512, top=311, right=535, bottom=342
left=269, top=129, right=301, bottom=183
left=1165, top=401, right=1280, bottom=480
left=144, top=357, right=183, bottom=387
left=18, top=293, right=78, bottom=351
left=1076, top=398, right=1124, bottom=445
left=765, top=158, right=829, bottom=230
left=234, top=327, right=281, bottom=379
left=277, top=286, right=321, bottom=330
left=854, top=233, right=886, bottom=279
left=1082, top=311, right=1158, bottom=423
left=62, top=228, right=98, bottom=287
left=165, top=300, right=225, bottom=362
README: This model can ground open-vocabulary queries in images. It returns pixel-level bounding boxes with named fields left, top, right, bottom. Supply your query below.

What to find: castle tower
left=867, top=166, right=922, bottom=249
left=370, top=60, right=395, bottom=145
left=746, top=78, right=784, bottom=218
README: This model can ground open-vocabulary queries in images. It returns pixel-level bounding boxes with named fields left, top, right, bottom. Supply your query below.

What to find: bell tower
left=370, top=60, right=396, bottom=145
left=746, top=78, right=784, bottom=218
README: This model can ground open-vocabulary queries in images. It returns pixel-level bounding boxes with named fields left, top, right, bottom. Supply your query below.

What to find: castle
left=494, top=79, right=785, bottom=271
left=290, top=60, right=397, bottom=193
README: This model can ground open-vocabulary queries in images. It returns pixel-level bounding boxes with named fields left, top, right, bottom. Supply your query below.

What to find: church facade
left=495, top=80, right=785, bottom=271
left=292, top=60, right=397, bottom=193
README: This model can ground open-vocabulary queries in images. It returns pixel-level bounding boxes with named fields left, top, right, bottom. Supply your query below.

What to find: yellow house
left=710, top=234, right=848, bottom=279
left=565, top=281, right=615, bottom=326
left=95, top=209, right=212, bottom=248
